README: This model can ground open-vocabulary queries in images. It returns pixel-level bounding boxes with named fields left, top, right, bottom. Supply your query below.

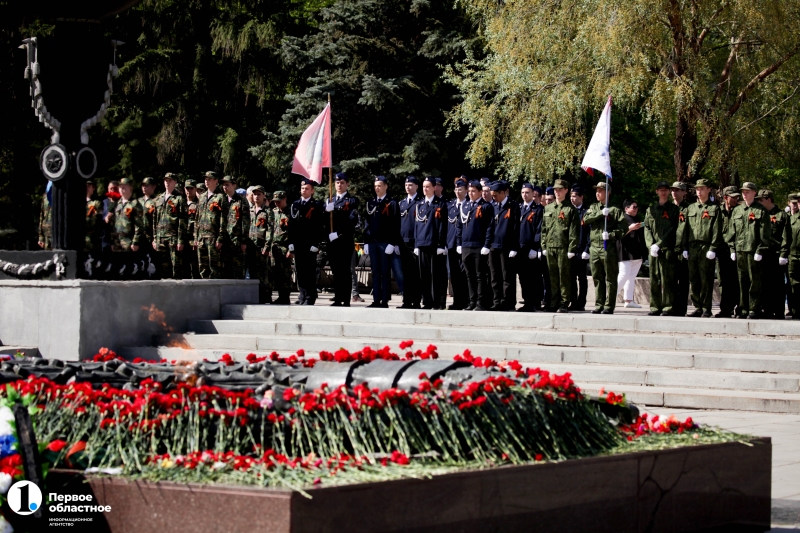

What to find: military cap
left=374, top=175, right=387, bottom=183
left=163, top=172, right=179, bottom=181
left=480, top=177, right=492, bottom=186
left=740, top=182, right=757, bottom=191
left=468, top=180, right=481, bottom=189
left=405, top=176, right=419, bottom=185
left=694, top=179, right=713, bottom=188
left=184, top=178, right=198, bottom=188
left=655, top=181, right=670, bottom=190
left=119, top=177, right=134, bottom=186
left=456, top=175, right=469, bottom=184
left=756, top=189, right=773, bottom=200
left=236, top=188, right=247, bottom=196
left=552, top=179, right=570, bottom=189
left=489, top=180, right=508, bottom=192
left=197, top=182, right=207, bottom=191
left=423, top=176, right=436, bottom=186
left=545, top=187, right=555, bottom=195
left=571, top=185, right=585, bottom=195
left=533, top=185, right=544, bottom=194
left=434, top=177, right=443, bottom=186
left=722, top=186, right=740, bottom=197
left=789, top=193, right=800, bottom=201
left=521, top=182, right=534, bottom=191
left=251, top=185, right=266, bottom=194
left=454, top=178, right=467, bottom=188
left=142, top=176, right=157, bottom=186
left=221, top=175, right=236, bottom=184
left=592, top=181, right=609, bottom=190
left=334, top=172, right=348, bottom=182
left=204, top=171, right=219, bottom=180
left=301, top=178, right=316, bottom=187
left=174, top=184, right=185, bottom=195
left=670, top=181, right=687, bottom=191
left=272, top=191, right=287, bottom=200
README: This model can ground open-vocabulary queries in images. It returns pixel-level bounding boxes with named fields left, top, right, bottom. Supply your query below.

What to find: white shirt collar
left=377, top=195, right=386, bottom=201
left=407, top=193, right=416, bottom=203
left=425, top=195, right=435, bottom=204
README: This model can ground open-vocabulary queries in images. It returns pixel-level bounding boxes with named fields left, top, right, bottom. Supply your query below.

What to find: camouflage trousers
left=688, top=242, right=715, bottom=312
left=545, top=247, right=571, bottom=309
left=156, top=241, right=183, bottom=279
left=223, top=244, right=246, bottom=280
left=197, top=239, right=223, bottom=279
left=589, top=245, right=619, bottom=311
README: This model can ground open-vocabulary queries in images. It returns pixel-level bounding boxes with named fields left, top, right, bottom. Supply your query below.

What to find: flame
left=142, top=304, right=192, bottom=349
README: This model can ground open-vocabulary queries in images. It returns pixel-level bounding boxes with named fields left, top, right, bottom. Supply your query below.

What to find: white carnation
left=0, top=407, right=14, bottom=423
left=0, top=472, right=12, bottom=495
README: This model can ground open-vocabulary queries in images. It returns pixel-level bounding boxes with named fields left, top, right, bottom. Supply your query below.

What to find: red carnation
left=46, top=440, right=68, bottom=453
left=399, top=340, right=414, bottom=350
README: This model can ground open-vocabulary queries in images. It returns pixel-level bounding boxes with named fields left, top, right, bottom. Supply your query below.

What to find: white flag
left=581, top=96, right=612, bottom=179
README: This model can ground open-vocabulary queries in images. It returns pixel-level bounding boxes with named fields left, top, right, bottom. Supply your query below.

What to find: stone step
left=221, top=304, right=800, bottom=338
left=0, top=346, right=39, bottom=358
left=185, top=318, right=799, bottom=356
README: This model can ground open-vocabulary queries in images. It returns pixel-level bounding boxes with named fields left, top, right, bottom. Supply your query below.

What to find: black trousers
left=294, top=248, right=318, bottom=304
left=328, top=238, right=353, bottom=304
left=518, top=248, right=543, bottom=309
left=448, top=247, right=469, bottom=308
left=762, top=251, right=785, bottom=317
left=462, top=247, right=489, bottom=308
left=673, top=256, right=690, bottom=314
left=417, top=246, right=447, bottom=308
left=718, top=247, right=739, bottom=315
left=489, top=249, right=517, bottom=309
left=400, top=242, right=420, bottom=306
left=569, top=256, right=588, bottom=309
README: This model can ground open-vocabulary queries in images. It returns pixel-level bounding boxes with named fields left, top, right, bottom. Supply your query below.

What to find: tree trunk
left=674, top=116, right=697, bottom=182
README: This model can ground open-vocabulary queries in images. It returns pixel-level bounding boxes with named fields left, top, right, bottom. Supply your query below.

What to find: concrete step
left=185, top=318, right=800, bottom=356
left=221, top=304, right=800, bottom=338
left=0, top=346, right=39, bottom=358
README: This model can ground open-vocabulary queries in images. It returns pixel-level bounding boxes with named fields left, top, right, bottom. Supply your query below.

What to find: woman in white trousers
left=617, top=200, right=646, bottom=308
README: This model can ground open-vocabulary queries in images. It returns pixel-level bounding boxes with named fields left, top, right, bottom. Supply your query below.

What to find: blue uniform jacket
left=519, top=201, right=543, bottom=251
left=287, top=198, right=325, bottom=249
left=456, top=199, right=494, bottom=248
left=328, top=192, right=359, bottom=242
left=446, top=198, right=467, bottom=250
left=491, top=199, right=520, bottom=251
left=364, top=197, right=400, bottom=246
left=399, top=194, right=421, bottom=245
left=413, top=197, right=447, bottom=248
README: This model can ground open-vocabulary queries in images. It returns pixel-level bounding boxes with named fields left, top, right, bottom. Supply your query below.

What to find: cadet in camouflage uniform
left=541, top=179, right=579, bottom=313
left=110, top=177, right=143, bottom=252
left=757, top=189, right=791, bottom=319
left=716, top=186, right=740, bottom=317
left=184, top=178, right=200, bottom=279
left=683, top=179, right=722, bottom=317
left=644, top=181, right=681, bottom=316
left=136, top=176, right=158, bottom=248
left=270, top=191, right=292, bottom=305
left=85, top=181, right=104, bottom=252
left=220, top=176, right=250, bottom=279
left=725, top=182, right=771, bottom=319
left=671, top=182, right=691, bottom=316
left=153, top=173, right=188, bottom=279
left=38, top=190, right=52, bottom=250
left=582, top=182, right=627, bottom=314
left=194, top=171, right=228, bottom=279
left=249, top=186, right=274, bottom=303
left=788, top=197, right=800, bottom=320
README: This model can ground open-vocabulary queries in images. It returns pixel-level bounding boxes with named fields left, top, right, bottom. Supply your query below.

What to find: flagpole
left=328, top=93, right=333, bottom=232
left=603, top=172, right=609, bottom=250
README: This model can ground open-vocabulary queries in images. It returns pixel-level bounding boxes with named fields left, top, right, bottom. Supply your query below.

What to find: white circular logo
left=7, top=480, right=42, bottom=515
left=40, top=144, right=69, bottom=181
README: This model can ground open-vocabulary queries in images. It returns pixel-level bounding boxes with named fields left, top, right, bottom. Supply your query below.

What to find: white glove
left=413, top=248, right=419, bottom=256
left=706, top=251, right=716, bottom=260
left=602, top=231, right=609, bottom=241
left=395, top=246, right=401, bottom=255
left=682, top=250, right=688, bottom=259
left=567, top=252, right=575, bottom=259
left=650, top=244, right=660, bottom=257
left=581, top=252, right=590, bottom=260
left=364, top=244, right=370, bottom=255
left=329, top=232, right=338, bottom=242
left=730, top=252, right=736, bottom=261
left=509, top=250, right=517, bottom=258
left=456, top=246, right=462, bottom=254
left=383, top=244, right=392, bottom=255
left=754, top=253, right=762, bottom=262
left=542, top=249, right=547, bottom=257
left=436, top=248, right=446, bottom=255
left=288, top=244, right=295, bottom=252
left=325, top=200, right=335, bottom=212
left=601, top=207, right=610, bottom=217
left=528, top=249, right=536, bottom=260
left=310, top=246, right=319, bottom=253
left=779, top=257, right=789, bottom=266
left=480, top=247, right=490, bottom=256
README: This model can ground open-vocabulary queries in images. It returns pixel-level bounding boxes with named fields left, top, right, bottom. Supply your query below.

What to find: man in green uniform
left=644, top=181, right=681, bottom=316
left=220, top=176, right=250, bottom=279
left=85, top=181, right=104, bottom=252
left=194, top=171, right=228, bottom=279
left=110, top=177, right=143, bottom=252
left=270, top=191, right=293, bottom=305
left=583, top=182, right=626, bottom=314
left=184, top=178, right=200, bottom=279
left=683, top=179, right=722, bottom=317
left=725, top=182, right=771, bottom=319
left=38, top=190, right=52, bottom=250
left=249, top=186, right=274, bottom=303
left=788, top=197, right=800, bottom=320
left=716, top=186, right=740, bottom=317
left=153, top=173, right=188, bottom=279
left=136, top=176, right=158, bottom=249
left=541, top=179, right=579, bottom=313
left=670, top=182, right=691, bottom=316
left=757, top=189, right=791, bottom=319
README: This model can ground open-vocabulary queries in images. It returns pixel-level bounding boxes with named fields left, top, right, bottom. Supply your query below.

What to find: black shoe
left=660, top=311, right=671, bottom=317
left=774, top=314, right=785, bottom=320
left=735, top=313, right=748, bottom=319
left=601, top=309, right=614, bottom=314
left=399, top=303, right=414, bottom=309
left=648, top=310, right=661, bottom=316
left=557, top=307, right=568, bottom=313
left=569, top=306, right=585, bottom=312
left=747, top=312, right=760, bottom=320
left=516, top=306, right=534, bottom=312
left=701, top=310, right=712, bottom=318
left=447, top=305, right=464, bottom=310
left=272, top=298, right=290, bottom=305
left=474, top=305, right=486, bottom=311
left=686, top=309, right=703, bottom=318
left=714, top=312, right=732, bottom=318
left=294, top=299, right=303, bottom=305
left=465, top=304, right=476, bottom=311
left=591, top=309, right=602, bottom=314
left=331, top=302, right=342, bottom=307
left=367, top=302, right=381, bottom=308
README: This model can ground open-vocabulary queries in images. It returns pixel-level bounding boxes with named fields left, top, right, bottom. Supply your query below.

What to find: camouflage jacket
left=111, top=198, right=143, bottom=251
left=790, top=213, right=800, bottom=259
left=582, top=203, right=627, bottom=250
left=725, top=202, right=771, bottom=255
left=541, top=201, right=579, bottom=251
left=644, top=201, right=680, bottom=251
left=767, top=206, right=791, bottom=259
left=136, top=196, right=157, bottom=244
left=249, top=206, right=274, bottom=254
left=195, top=190, right=228, bottom=244
left=85, top=198, right=104, bottom=252
left=38, top=195, right=52, bottom=248
left=271, top=206, right=290, bottom=259
left=224, top=193, right=250, bottom=247
left=154, top=192, right=188, bottom=248
left=683, top=201, right=722, bottom=251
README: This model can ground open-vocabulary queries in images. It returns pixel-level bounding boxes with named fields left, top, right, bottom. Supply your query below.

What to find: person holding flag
left=583, top=182, right=627, bottom=314
left=325, top=172, right=359, bottom=307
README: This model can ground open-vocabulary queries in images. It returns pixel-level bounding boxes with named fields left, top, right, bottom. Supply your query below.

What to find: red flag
left=291, top=103, right=332, bottom=184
